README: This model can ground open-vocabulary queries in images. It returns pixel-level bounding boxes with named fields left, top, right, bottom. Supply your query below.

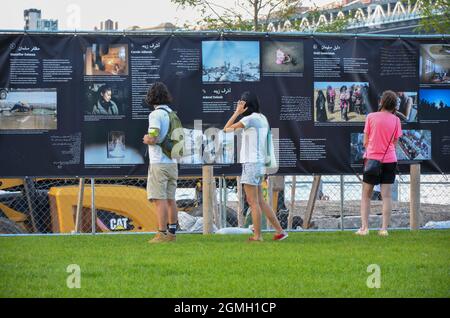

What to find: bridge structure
left=267, top=0, right=441, bottom=35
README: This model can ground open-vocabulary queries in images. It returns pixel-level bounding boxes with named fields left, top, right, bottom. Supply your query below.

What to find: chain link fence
left=0, top=174, right=449, bottom=235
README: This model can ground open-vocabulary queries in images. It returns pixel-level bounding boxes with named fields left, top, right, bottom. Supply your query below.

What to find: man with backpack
left=143, top=82, right=183, bottom=243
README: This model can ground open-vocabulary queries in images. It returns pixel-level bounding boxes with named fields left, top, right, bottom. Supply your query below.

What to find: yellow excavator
left=0, top=177, right=245, bottom=234
left=0, top=178, right=161, bottom=234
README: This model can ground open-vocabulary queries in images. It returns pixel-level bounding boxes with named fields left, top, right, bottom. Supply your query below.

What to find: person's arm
left=395, top=110, right=407, bottom=121
left=363, top=133, right=369, bottom=148
left=404, top=97, right=412, bottom=119
left=143, top=128, right=159, bottom=145
left=393, top=117, right=402, bottom=145
left=223, top=100, right=247, bottom=132
left=363, top=114, right=371, bottom=148
left=143, top=111, right=161, bottom=145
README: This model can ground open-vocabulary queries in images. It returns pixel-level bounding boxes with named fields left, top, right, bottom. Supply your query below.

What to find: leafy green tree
left=412, top=0, right=450, bottom=34
left=172, top=0, right=302, bottom=31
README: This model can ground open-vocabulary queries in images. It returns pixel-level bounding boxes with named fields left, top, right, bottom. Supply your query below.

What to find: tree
left=172, top=0, right=302, bottom=31
left=413, top=0, right=450, bottom=34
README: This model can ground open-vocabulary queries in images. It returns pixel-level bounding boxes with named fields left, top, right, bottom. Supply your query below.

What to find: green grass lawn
left=0, top=230, right=449, bottom=298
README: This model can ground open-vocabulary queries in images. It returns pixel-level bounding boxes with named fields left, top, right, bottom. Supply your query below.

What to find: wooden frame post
left=410, top=164, right=421, bottom=230
left=267, top=177, right=274, bottom=230
left=90, top=178, right=96, bottom=235
left=288, top=176, right=296, bottom=229
left=202, top=166, right=214, bottom=234
left=304, top=175, right=321, bottom=229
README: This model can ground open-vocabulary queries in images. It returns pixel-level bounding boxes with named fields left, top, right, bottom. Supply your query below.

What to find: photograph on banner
left=202, top=41, right=260, bottom=82
left=84, top=123, right=146, bottom=166
left=107, top=131, right=126, bottom=158
left=84, top=44, right=129, bottom=76
left=350, top=130, right=432, bottom=164
left=419, top=88, right=450, bottom=120
left=376, top=91, right=418, bottom=122
left=314, top=81, right=370, bottom=122
left=419, top=44, right=450, bottom=85
left=397, top=130, right=432, bottom=161
left=84, top=83, right=128, bottom=116
left=0, top=88, right=57, bottom=130
left=261, top=41, right=304, bottom=76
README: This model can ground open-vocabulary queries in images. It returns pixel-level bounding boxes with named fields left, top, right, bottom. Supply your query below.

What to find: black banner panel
left=0, top=33, right=449, bottom=177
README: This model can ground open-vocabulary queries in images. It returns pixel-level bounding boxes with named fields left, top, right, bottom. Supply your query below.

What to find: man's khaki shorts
left=147, top=163, right=178, bottom=200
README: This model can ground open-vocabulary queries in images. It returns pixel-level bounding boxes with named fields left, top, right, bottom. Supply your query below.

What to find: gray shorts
left=240, top=163, right=266, bottom=186
left=147, top=163, right=178, bottom=200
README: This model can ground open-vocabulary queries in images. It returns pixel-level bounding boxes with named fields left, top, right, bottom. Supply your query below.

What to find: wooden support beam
left=288, top=176, right=296, bottom=230
left=202, top=166, right=214, bottom=234
left=410, top=164, right=421, bottom=230
left=267, top=177, right=274, bottom=230
left=304, top=175, right=321, bottom=229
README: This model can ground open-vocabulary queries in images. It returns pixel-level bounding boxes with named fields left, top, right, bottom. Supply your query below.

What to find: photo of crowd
left=350, top=130, right=432, bottom=163
left=84, top=83, right=127, bottom=116
left=262, top=41, right=304, bottom=74
left=0, top=88, right=57, bottom=130
left=314, top=82, right=370, bottom=122
left=419, top=88, right=450, bottom=120
left=202, top=41, right=260, bottom=82
left=397, top=130, right=432, bottom=161
left=84, top=44, right=128, bottom=76
left=420, top=44, right=450, bottom=84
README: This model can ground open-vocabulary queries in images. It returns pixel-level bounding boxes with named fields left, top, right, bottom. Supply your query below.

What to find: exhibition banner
left=0, top=32, right=449, bottom=177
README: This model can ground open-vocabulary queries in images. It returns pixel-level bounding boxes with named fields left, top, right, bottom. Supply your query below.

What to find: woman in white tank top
left=223, top=91, right=288, bottom=242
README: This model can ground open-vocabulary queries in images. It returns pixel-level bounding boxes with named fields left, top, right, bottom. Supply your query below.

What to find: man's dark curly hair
left=145, top=82, right=173, bottom=106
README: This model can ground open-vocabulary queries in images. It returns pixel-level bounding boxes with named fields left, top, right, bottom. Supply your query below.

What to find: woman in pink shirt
left=356, top=90, right=402, bottom=236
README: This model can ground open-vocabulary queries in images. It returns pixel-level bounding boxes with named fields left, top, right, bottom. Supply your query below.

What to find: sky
left=202, top=41, right=259, bottom=68
left=0, top=0, right=334, bottom=30
left=420, top=89, right=450, bottom=107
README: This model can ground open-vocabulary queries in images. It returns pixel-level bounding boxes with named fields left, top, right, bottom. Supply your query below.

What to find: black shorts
left=363, top=161, right=397, bottom=185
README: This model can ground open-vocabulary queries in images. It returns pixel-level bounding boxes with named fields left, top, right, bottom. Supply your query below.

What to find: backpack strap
left=153, top=107, right=171, bottom=145
left=380, top=118, right=398, bottom=163
left=155, top=106, right=171, bottom=115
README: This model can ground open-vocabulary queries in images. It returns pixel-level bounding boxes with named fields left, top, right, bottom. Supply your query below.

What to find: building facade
left=94, top=19, right=119, bottom=31
left=24, top=9, right=58, bottom=31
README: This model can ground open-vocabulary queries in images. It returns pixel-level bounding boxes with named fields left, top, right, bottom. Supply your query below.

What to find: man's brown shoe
left=148, top=232, right=169, bottom=243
